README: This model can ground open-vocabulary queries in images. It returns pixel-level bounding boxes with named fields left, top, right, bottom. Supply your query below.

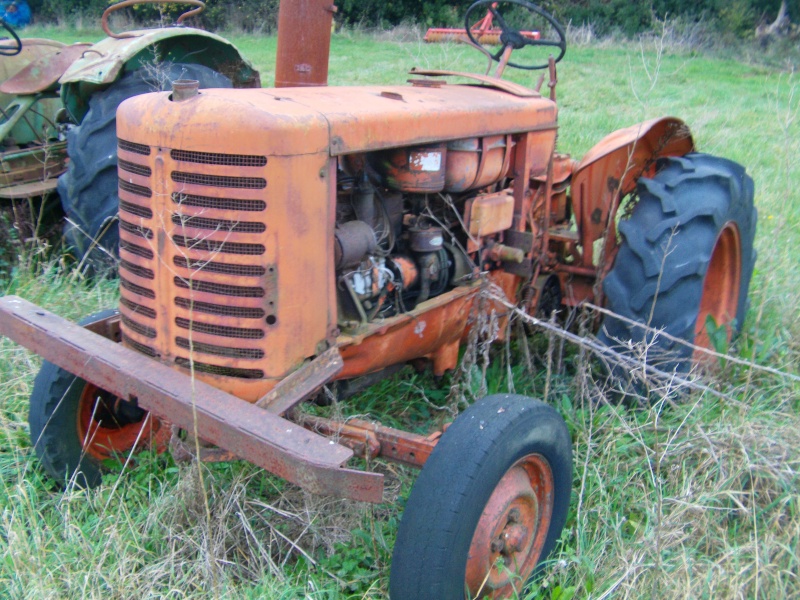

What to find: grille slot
left=173, top=276, right=265, bottom=298
left=120, top=259, right=154, bottom=280
left=171, top=150, right=267, bottom=167
left=119, top=159, right=152, bottom=177
left=120, top=240, right=154, bottom=260
left=120, top=276, right=155, bottom=299
left=172, top=235, right=265, bottom=256
left=118, top=139, right=151, bottom=156
left=122, top=334, right=158, bottom=357
left=120, top=219, right=153, bottom=240
left=174, top=297, right=265, bottom=319
left=173, top=256, right=266, bottom=277
left=121, top=315, right=157, bottom=339
left=120, top=297, right=156, bottom=319
left=175, top=337, right=265, bottom=359
left=119, top=179, right=152, bottom=198
left=119, top=200, right=153, bottom=219
left=175, top=317, right=264, bottom=339
left=175, top=357, right=264, bottom=379
left=171, top=213, right=266, bottom=234
left=172, top=171, right=266, bottom=189
left=171, top=193, right=266, bottom=212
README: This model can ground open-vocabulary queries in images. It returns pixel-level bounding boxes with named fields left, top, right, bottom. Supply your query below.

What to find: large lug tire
left=599, top=153, right=757, bottom=377
left=390, top=394, right=572, bottom=599
left=28, top=309, right=168, bottom=487
left=58, top=63, right=232, bottom=275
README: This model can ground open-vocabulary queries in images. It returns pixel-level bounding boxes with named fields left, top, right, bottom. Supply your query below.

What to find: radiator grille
left=118, top=138, right=272, bottom=381
left=119, top=179, right=152, bottom=198
left=172, top=171, right=266, bottom=189
left=172, top=235, right=265, bottom=256
left=120, top=276, right=155, bottom=299
left=174, top=276, right=265, bottom=298
left=119, top=159, right=152, bottom=177
left=120, top=219, right=153, bottom=240
left=174, top=357, right=264, bottom=379
left=120, top=240, right=154, bottom=260
left=171, top=213, right=266, bottom=234
left=173, top=256, right=266, bottom=277
left=171, top=149, right=267, bottom=167
left=120, top=297, right=156, bottom=319
left=174, top=297, right=265, bottom=319
left=175, top=317, right=264, bottom=340
left=120, top=259, right=154, bottom=280
left=118, top=139, right=151, bottom=156
left=120, top=200, right=153, bottom=219
left=175, top=337, right=265, bottom=359
left=171, top=192, right=266, bottom=212
left=121, top=315, right=157, bottom=339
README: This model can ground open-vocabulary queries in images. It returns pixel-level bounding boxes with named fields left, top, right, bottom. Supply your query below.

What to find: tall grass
left=1, top=25, right=799, bottom=599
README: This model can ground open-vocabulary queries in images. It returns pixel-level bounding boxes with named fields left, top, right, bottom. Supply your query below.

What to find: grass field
left=1, top=23, right=799, bottom=599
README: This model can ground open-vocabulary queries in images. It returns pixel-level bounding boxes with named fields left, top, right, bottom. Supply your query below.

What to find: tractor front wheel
left=28, top=309, right=168, bottom=487
left=599, top=153, right=757, bottom=379
left=389, top=394, right=572, bottom=599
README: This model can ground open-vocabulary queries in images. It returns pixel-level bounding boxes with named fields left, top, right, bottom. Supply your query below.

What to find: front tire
left=28, top=310, right=168, bottom=487
left=599, top=153, right=757, bottom=377
left=390, top=395, right=572, bottom=599
left=58, top=63, right=232, bottom=275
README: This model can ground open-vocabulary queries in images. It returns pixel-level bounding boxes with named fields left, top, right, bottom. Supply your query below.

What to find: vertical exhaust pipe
left=275, top=0, right=337, bottom=87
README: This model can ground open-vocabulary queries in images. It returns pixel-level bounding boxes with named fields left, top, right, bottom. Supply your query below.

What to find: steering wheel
left=0, top=18, right=22, bottom=56
left=465, top=0, right=566, bottom=71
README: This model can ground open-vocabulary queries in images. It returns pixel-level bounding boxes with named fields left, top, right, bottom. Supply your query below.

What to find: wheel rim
left=77, top=384, right=166, bottom=462
left=694, top=222, right=741, bottom=356
left=465, top=454, right=554, bottom=598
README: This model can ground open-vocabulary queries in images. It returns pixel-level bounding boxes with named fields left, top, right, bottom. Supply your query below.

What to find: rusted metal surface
left=0, top=296, right=383, bottom=503
left=275, top=0, right=336, bottom=87
left=297, top=414, right=438, bottom=468
left=102, top=0, right=206, bottom=39
left=408, top=68, right=541, bottom=98
left=465, top=454, right=554, bottom=598
left=256, top=347, right=344, bottom=415
left=570, top=117, right=694, bottom=268
left=0, top=43, right=91, bottom=95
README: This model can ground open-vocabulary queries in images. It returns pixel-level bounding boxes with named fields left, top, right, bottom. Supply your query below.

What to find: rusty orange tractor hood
left=119, top=83, right=557, bottom=156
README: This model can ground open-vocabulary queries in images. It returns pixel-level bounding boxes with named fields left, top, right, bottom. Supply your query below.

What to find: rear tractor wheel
left=28, top=309, right=168, bottom=487
left=58, top=62, right=232, bottom=275
left=599, top=153, right=757, bottom=382
left=390, top=394, right=572, bottom=599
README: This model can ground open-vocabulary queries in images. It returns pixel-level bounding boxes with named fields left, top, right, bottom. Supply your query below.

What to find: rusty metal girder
left=0, top=296, right=383, bottom=503
left=297, top=414, right=439, bottom=468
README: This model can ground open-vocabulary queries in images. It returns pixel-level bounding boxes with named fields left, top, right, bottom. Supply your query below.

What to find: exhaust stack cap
left=172, top=79, right=199, bottom=102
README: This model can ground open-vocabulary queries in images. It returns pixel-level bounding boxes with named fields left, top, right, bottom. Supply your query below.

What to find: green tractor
left=0, top=0, right=259, bottom=271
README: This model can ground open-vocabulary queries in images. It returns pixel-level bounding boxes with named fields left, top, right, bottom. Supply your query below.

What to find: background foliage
left=18, top=0, right=800, bottom=37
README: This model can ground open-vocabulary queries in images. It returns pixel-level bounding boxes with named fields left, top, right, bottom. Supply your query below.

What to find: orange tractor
left=0, top=0, right=756, bottom=597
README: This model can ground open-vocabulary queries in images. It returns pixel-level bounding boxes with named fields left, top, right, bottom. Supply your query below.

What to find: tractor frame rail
left=0, top=295, right=383, bottom=503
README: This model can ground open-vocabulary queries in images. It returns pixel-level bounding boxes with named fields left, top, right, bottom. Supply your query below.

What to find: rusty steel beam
left=256, top=346, right=343, bottom=415
left=298, top=414, right=439, bottom=469
left=0, top=296, right=383, bottom=503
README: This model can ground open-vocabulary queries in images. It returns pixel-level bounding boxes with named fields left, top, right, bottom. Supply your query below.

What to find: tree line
left=23, top=0, right=798, bottom=38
